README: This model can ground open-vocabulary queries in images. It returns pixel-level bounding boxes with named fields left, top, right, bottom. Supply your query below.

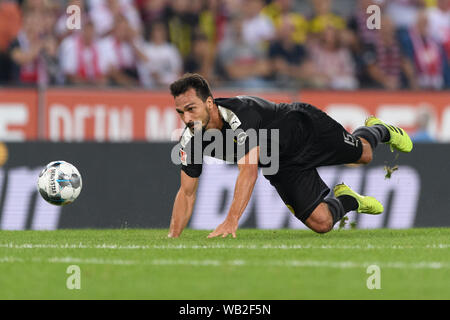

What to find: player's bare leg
left=354, top=137, right=373, bottom=165
left=304, top=203, right=334, bottom=234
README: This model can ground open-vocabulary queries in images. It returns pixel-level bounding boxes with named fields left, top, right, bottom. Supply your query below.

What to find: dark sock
left=337, top=195, right=359, bottom=212
left=325, top=196, right=359, bottom=226
left=373, top=124, right=390, bottom=142
left=353, top=125, right=389, bottom=150
left=324, top=198, right=347, bottom=225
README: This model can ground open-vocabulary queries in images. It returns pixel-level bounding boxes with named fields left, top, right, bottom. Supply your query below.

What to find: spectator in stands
left=198, top=0, right=227, bottom=48
left=269, top=14, right=313, bottom=87
left=138, top=0, right=167, bottom=27
left=40, top=1, right=62, bottom=84
left=89, top=0, right=142, bottom=37
left=0, top=0, right=21, bottom=83
left=362, top=15, right=417, bottom=90
left=411, top=107, right=436, bottom=142
left=347, top=0, right=387, bottom=87
left=221, top=0, right=241, bottom=16
left=399, top=10, right=445, bottom=89
left=188, top=0, right=204, bottom=16
left=309, top=0, right=346, bottom=36
left=4, top=0, right=448, bottom=91
left=55, top=0, right=88, bottom=41
left=426, top=0, right=450, bottom=87
left=184, top=33, right=215, bottom=82
left=263, top=0, right=309, bottom=45
left=348, top=0, right=386, bottom=46
left=241, top=0, right=275, bottom=48
left=102, top=16, right=148, bottom=87
left=9, top=11, right=58, bottom=85
left=387, top=0, right=425, bottom=28
left=21, top=0, right=45, bottom=14
left=308, top=25, right=358, bottom=90
left=138, top=21, right=182, bottom=88
left=0, top=0, right=20, bottom=52
left=165, top=0, right=199, bottom=58
left=59, top=19, right=109, bottom=85
left=426, top=0, right=450, bottom=58
left=216, top=15, right=271, bottom=88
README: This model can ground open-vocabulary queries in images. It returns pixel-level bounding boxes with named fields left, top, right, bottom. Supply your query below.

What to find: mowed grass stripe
left=1, top=255, right=449, bottom=269
left=1, top=243, right=449, bottom=250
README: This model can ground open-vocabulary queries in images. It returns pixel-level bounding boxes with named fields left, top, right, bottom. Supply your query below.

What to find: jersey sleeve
left=179, top=130, right=203, bottom=178
left=215, top=97, right=263, bottom=161
left=215, top=96, right=263, bottom=131
left=236, top=107, right=262, bottom=161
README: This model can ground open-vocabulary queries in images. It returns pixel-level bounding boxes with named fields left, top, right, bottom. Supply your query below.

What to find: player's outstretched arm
left=208, top=147, right=259, bottom=239
left=168, top=170, right=199, bottom=238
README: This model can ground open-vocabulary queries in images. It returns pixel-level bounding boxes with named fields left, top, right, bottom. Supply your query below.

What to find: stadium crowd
left=0, top=0, right=449, bottom=90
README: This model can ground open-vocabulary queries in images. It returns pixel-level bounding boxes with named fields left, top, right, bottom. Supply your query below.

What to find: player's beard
left=202, top=108, right=211, bottom=130
left=189, top=108, right=210, bottom=133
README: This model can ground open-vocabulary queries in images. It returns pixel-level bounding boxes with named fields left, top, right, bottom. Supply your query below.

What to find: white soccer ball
left=37, top=161, right=82, bottom=206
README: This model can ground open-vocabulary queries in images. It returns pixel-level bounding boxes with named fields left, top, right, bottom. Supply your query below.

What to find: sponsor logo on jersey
left=237, top=132, right=248, bottom=145
left=180, top=149, right=187, bottom=166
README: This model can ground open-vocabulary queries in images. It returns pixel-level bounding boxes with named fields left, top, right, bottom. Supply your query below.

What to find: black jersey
left=178, top=95, right=319, bottom=178
left=177, top=95, right=364, bottom=224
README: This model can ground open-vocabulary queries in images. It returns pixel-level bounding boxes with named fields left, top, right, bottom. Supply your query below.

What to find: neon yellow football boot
left=365, top=116, right=413, bottom=153
left=334, top=183, right=384, bottom=215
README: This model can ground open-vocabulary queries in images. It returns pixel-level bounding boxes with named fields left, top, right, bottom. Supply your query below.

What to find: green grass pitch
left=0, top=228, right=449, bottom=299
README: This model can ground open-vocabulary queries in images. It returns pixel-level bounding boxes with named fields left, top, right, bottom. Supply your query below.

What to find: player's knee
left=307, top=205, right=333, bottom=234
left=311, top=220, right=333, bottom=234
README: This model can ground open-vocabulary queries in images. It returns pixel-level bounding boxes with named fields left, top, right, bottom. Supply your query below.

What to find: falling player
left=168, top=74, right=413, bottom=238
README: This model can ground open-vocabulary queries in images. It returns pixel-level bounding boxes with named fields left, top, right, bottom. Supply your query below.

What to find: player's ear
left=206, top=96, right=214, bottom=109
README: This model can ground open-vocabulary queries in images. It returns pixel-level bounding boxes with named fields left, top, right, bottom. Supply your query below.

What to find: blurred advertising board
left=41, top=89, right=450, bottom=142
left=43, top=89, right=295, bottom=142
left=0, top=88, right=449, bottom=141
left=0, top=89, right=38, bottom=141
left=44, top=89, right=182, bottom=142
left=301, top=91, right=450, bottom=140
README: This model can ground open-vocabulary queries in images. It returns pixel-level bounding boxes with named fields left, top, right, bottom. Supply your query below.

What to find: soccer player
left=168, top=73, right=413, bottom=238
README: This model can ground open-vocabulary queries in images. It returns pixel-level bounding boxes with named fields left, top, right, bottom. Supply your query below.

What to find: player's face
left=175, top=88, right=212, bottom=133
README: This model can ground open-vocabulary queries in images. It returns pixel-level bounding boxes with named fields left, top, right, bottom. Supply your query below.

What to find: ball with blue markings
left=37, top=161, right=82, bottom=206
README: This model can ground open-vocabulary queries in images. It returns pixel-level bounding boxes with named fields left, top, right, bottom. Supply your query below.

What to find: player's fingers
left=207, top=231, right=218, bottom=238
left=222, top=233, right=228, bottom=238
left=232, top=232, right=236, bottom=238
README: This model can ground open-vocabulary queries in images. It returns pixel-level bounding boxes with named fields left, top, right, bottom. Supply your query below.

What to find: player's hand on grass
left=207, top=218, right=238, bottom=239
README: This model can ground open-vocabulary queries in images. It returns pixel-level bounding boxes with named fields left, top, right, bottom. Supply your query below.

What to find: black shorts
left=265, top=104, right=363, bottom=223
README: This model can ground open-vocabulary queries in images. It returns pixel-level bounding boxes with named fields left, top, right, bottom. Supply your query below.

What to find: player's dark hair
left=170, top=73, right=213, bottom=102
